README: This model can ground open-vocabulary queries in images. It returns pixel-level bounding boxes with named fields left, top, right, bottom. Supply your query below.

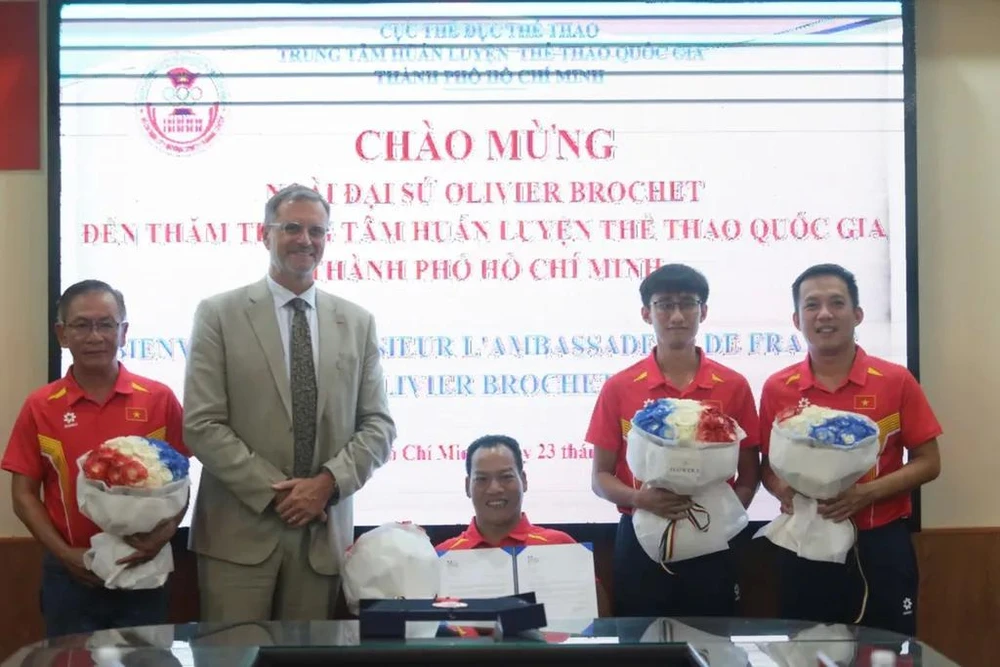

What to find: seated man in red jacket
left=437, top=434, right=575, bottom=550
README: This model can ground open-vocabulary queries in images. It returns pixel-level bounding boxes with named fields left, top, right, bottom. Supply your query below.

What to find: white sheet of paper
left=437, top=548, right=516, bottom=599
left=515, top=543, right=599, bottom=622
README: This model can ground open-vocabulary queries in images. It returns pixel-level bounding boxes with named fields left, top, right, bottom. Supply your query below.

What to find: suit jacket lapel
left=246, top=279, right=293, bottom=422
left=315, top=291, right=345, bottom=427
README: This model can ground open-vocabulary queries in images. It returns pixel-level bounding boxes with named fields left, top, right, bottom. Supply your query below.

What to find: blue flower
left=147, top=438, right=190, bottom=481
left=633, top=399, right=676, bottom=439
left=807, top=414, right=877, bottom=448
left=813, top=427, right=834, bottom=444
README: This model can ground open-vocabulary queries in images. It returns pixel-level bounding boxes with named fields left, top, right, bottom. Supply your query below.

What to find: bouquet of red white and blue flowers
left=76, top=436, right=190, bottom=589
left=626, top=398, right=749, bottom=566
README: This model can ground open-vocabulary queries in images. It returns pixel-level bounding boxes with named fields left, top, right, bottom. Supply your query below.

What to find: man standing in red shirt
left=2, top=280, right=190, bottom=637
left=585, top=264, right=761, bottom=617
left=759, top=264, right=942, bottom=635
left=436, top=435, right=576, bottom=551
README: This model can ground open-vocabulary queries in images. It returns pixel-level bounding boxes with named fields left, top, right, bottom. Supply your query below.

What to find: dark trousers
left=40, top=551, right=170, bottom=638
left=613, top=512, right=737, bottom=618
left=777, top=519, right=918, bottom=636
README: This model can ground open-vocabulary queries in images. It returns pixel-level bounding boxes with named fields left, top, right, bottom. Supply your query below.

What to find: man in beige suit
left=183, top=184, right=395, bottom=622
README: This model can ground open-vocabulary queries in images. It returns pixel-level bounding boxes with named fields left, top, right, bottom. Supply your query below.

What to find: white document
left=437, top=547, right=516, bottom=599
left=437, top=543, right=599, bottom=626
left=514, top=543, right=599, bottom=622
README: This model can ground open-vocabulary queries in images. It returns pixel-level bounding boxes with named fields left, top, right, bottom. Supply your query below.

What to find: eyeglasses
left=269, top=221, right=329, bottom=239
left=62, top=319, right=124, bottom=337
left=652, top=298, right=702, bottom=314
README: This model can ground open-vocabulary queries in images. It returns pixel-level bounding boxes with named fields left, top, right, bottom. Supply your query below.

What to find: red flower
left=83, top=457, right=108, bottom=481
left=776, top=405, right=804, bottom=422
left=106, top=467, right=124, bottom=485
left=121, top=461, right=149, bottom=485
left=82, top=445, right=151, bottom=488
left=696, top=406, right=738, bottom=442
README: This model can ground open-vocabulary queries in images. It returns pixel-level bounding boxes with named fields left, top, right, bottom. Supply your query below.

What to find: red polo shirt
left=759, top=346, right=942, bottom=530
left=584, top=348, right=761, bottom=514
left=1, top=364, right=190, bottom=549
left=435, top=513, right=576, bottom=550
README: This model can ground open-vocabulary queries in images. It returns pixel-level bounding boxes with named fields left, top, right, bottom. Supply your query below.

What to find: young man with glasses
left=2, top=280, right=190, bottom=637
left=585, top=263, right=760, bottom=617
left=183, top=183, right=395, bottom=622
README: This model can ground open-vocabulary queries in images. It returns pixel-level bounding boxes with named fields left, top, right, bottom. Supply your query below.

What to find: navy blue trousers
left=613, top=512, right=738, bottom=618
left=41, top=551, right=170, bottom=638
left=777, top=519, right=918, bottom=636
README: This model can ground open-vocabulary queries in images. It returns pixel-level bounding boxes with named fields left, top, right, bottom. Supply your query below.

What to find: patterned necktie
left=289, top=298, right=317, bottom=478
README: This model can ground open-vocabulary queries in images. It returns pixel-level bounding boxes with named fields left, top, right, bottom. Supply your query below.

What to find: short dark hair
left=639, top=264, right=709, bottom=307
left=56, top=280, right=127, bottom=323
left=264, top=184, right=331, bottom=227
left=465, top=434, right=524, bottom=476
left=791, top=263, right=860, bottom=310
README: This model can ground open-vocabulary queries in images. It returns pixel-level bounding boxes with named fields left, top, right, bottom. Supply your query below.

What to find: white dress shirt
left=265, top=275, right=319, bottom=382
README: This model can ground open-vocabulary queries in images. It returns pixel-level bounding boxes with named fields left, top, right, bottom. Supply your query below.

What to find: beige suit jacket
left=183, top=278, right=395, bottom=575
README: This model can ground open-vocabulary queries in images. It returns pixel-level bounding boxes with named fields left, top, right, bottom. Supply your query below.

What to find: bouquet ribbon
left=656, top=502, right=712, bottom=574
left=849, top=519, right=870, bottom=624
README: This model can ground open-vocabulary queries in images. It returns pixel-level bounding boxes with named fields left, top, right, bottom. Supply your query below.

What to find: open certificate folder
left=437, top=543, right=599, bottom=622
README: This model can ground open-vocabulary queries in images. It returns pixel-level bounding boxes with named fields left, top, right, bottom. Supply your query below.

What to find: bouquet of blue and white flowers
left=76, top=436, right=190, bottom=589
left=758, top=405, right=879, bottom=563
left=626, top=398, right=749, bottom=566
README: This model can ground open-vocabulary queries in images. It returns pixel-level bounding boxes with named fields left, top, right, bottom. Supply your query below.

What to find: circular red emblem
left=137, top=53, right=228, bottom=156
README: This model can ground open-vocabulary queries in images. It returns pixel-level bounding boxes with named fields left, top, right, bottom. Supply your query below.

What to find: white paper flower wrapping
left=757, top=407, right=880, bottom=564
left=631, top=482, right=749, bottom=563
left=626, top=399, right=749, bottom=565
left=341, top=522, right=442, bottom=637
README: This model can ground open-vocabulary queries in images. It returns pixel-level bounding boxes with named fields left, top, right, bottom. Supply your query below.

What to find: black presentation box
left=357, top=593, right=547, bottom=639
